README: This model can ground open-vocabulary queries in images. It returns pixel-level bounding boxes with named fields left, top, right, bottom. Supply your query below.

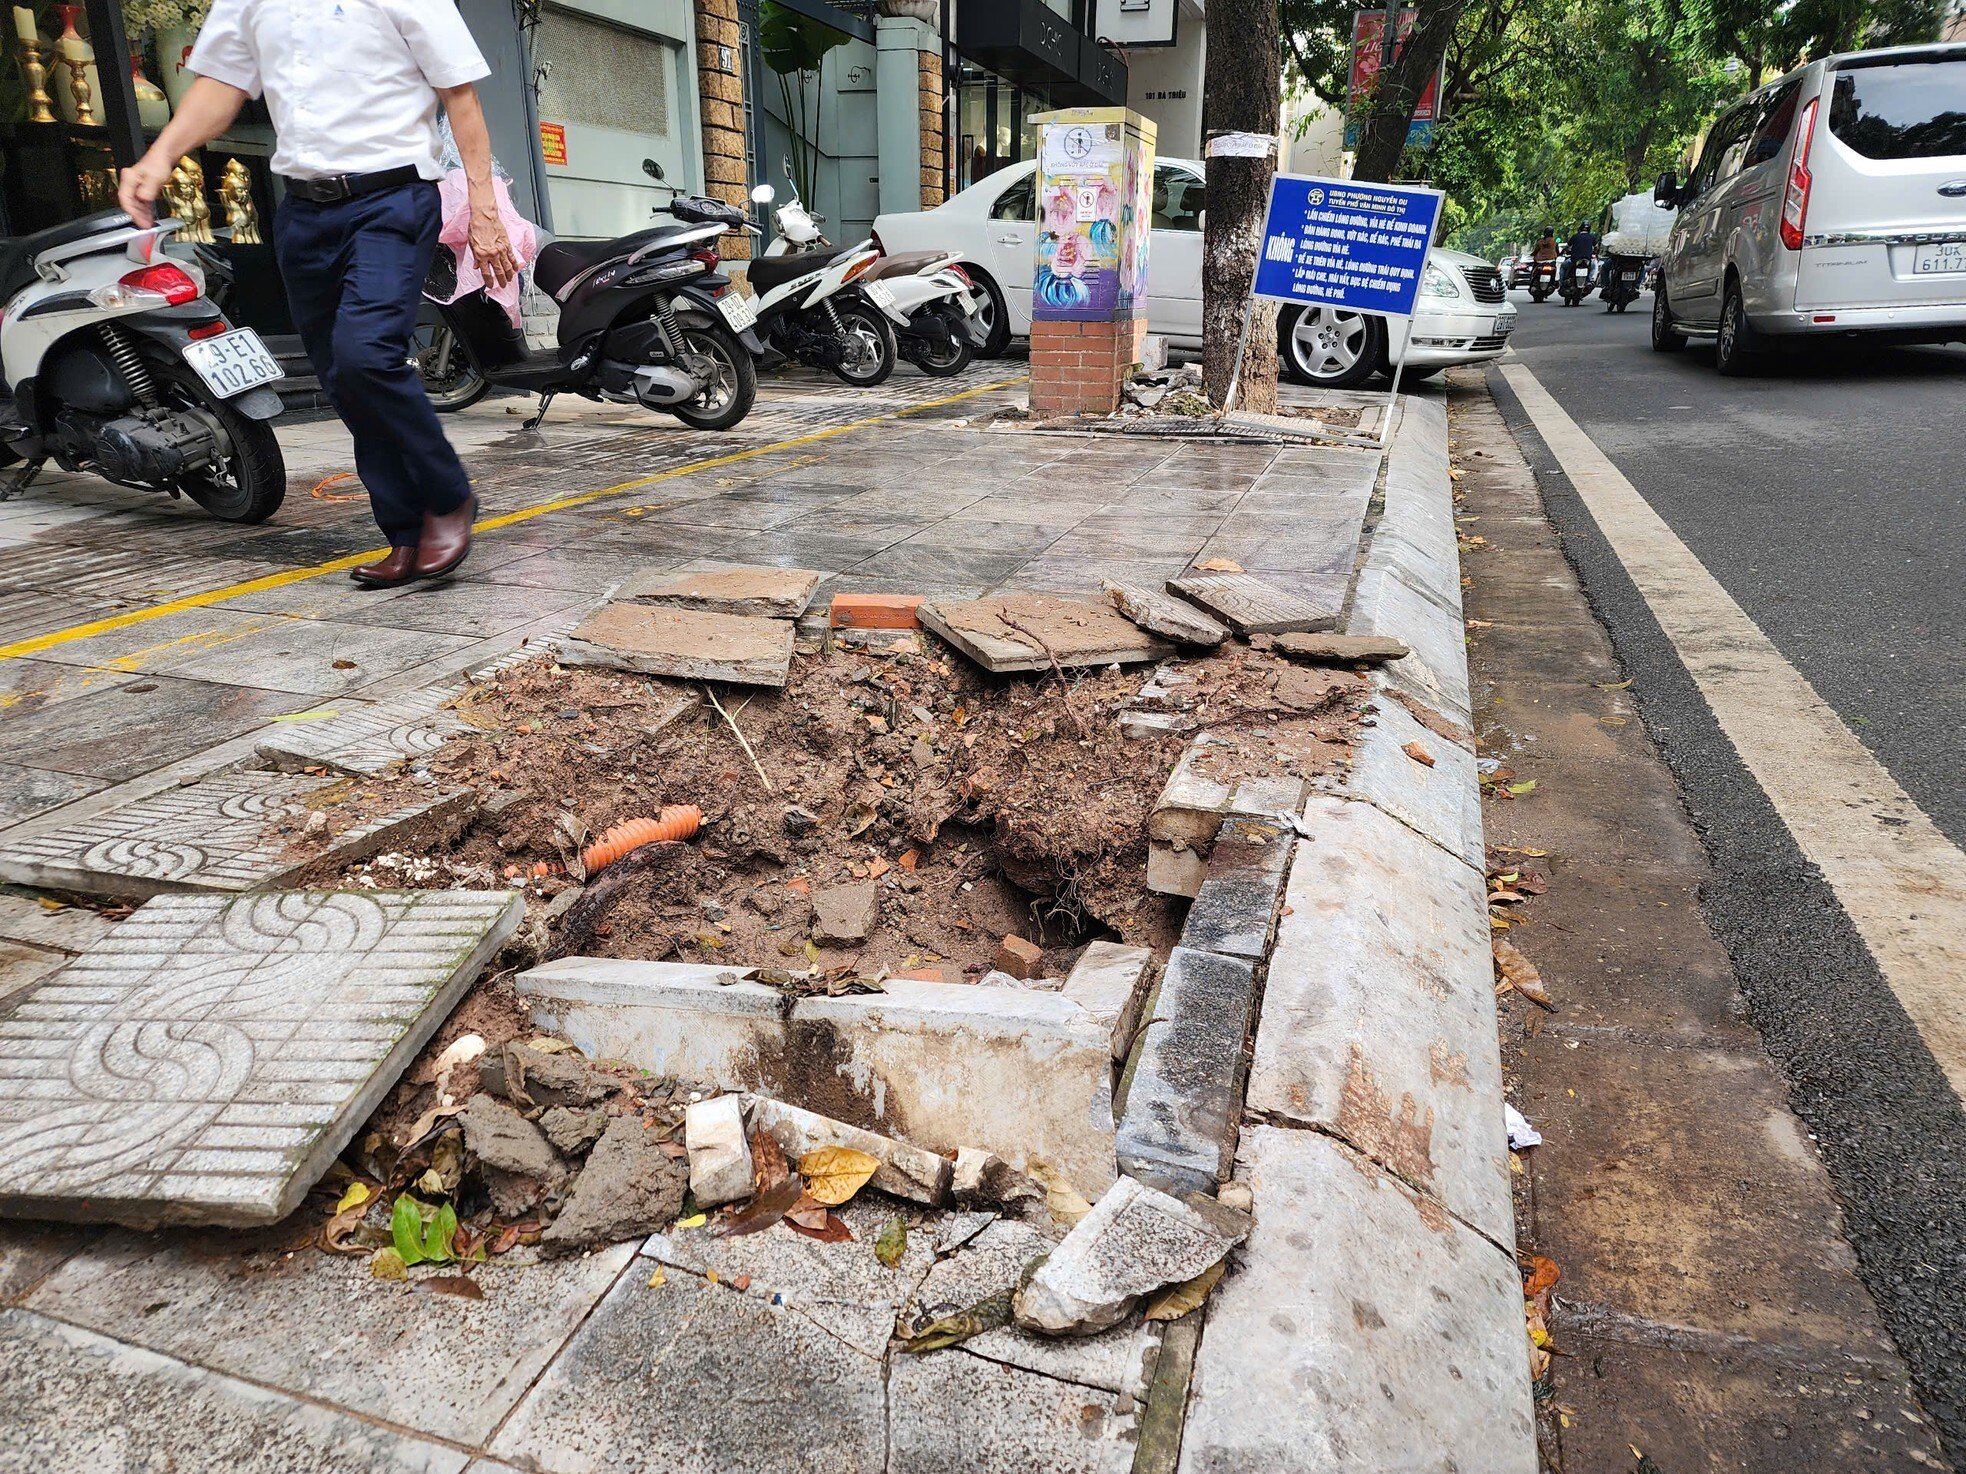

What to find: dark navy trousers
left=274, top=182, right=473, bottom=548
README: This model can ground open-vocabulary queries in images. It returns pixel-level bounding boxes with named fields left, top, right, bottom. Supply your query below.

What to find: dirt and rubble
left=285, top=630, right=1366, bottom=985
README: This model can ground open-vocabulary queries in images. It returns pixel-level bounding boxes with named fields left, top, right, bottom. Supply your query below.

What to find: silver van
left=1650, top=43, right=1966, bottom=374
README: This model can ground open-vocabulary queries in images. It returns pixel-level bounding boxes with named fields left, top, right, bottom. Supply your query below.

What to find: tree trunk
left=1351, top=0, right=1466, bottom=184
left=1202, top=0, right=1281, bottom=413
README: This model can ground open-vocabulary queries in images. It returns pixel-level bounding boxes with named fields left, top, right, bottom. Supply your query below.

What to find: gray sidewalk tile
left=335, top=582, right=596, bottom=641
left=0, top=890, right=519, bottom=1225
left=28, top=1237, right=634, bottom=1446
left=0, top=763, right=108, bottom=829
left=0, top=677, right=300, bottom=783
left=1179, top=1129, right=1534, bottom=1474
left=0, top=1309, right=471, bottom=1474
left=887, top=1349, right=1141, bottom=1474
left=491, top=1263, right=888, bottom=1474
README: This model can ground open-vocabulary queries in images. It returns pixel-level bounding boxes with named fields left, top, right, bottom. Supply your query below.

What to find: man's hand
left=117, top=154, right=176, bottom=228
left=468, top=193, right=518, bottom=290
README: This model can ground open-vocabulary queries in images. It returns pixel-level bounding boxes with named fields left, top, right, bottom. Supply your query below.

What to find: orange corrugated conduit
left=580, top=805, right=702, bottom=875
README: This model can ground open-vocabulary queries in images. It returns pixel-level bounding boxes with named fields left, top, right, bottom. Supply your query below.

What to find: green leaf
left=391, top=1195, right=428, bottom=1266
left=421, top=1201, right=459, bottom=1265
left=875, top=1215, right=907, bottom=1269
left=1506, top=780, right=1537, bottom=795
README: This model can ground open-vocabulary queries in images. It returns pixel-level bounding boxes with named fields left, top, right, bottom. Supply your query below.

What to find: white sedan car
left=873, top=159, right=1516, bottom=386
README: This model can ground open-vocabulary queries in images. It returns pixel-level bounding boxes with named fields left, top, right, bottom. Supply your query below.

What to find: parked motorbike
left=1528, top=259, right=1558, bottom=303
left=0, top=210, right=287, bottom=522
left=745, top=184, right=897, bottom=387
left=1598, top=253, right=1648, bottom=313
left=1559, top=256, right=1597, bottom=307
left=417, top=178, right=760, bottom=432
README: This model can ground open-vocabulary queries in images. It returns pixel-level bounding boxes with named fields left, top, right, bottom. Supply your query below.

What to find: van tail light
left=118, top=263, right=201, bottom=305
left=1780, top=96, right=1819, bottom=251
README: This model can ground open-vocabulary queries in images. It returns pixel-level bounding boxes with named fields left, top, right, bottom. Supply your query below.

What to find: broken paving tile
left=685, top=1094, right=753, bottom=1208
left=887, top=1340, right=1141, bottom=1474
left=1101, top=579, right=1229, bottom=647
left=1061, top=940, right=1153, bottom=1063
left=746, top=1096, right=951, bottom=1205
left=556, top=601, right=794, bottom=687
left=491, top=1262, right=888, bottom=1474
left=810, top=881, right=879, bottom=946
left=0, top=770, right=474, bottom=902
left=1166, top=571, right=1346, bottom=635
left=25, top=1237, right=632, bottom=1447
left=254, top=686, right=468, bottom=775
left=1274, top=631, right=1410, bottom=665
left=645, top=1198, right=934, bottom=1357
left=0, top=890, right=519, bottom=1227
left=920, top=593, right=1173, bottom=674
left=626, top=564, right=822, bottom=618
left=1013, top=1176, right=1243, bottom=1336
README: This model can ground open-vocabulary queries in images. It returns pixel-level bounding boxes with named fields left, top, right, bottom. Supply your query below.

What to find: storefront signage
left=1252, top=173, right=1442, bottom=320
left=539, top=121, right=568, bottom=168
left=1343, top=9, right=1443, bottom=150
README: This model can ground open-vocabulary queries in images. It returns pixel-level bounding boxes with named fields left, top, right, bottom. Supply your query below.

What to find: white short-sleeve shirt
left=188, top=0, right=490, bottom=181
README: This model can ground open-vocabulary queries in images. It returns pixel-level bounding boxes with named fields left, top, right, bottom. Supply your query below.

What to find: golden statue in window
left=165, top=156, right=213, bottom=244
left=219, top=159, right=261, bottom=245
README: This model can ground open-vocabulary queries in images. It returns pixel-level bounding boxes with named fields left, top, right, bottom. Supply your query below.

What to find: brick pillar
left=695, top=0, right=751, bottom=262
left=1029, top=317, right=1147, bottom=417
left=918, top=48, right=945, bottom=208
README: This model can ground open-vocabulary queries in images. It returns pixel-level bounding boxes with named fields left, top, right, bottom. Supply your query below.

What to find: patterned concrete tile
left=254, top=688, right=469, bottom=776
left=0, top=889, right=519, bottom=1226
left=0, top=1309, right=471, bottom=1473
left=334, top=581, right=595, bottom=641
left=0, top=770, right=474, bottom=900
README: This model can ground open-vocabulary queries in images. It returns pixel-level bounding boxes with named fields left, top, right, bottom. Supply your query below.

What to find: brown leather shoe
left=350, top=545, right=420, bottom=588
left=412, top=496, right=476, bottom=580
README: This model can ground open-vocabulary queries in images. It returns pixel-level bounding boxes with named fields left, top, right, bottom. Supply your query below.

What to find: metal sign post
left=1248, top=173, right=1445, bottom=449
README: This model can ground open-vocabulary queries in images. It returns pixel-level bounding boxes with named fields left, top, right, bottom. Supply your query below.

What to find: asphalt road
left=1485, top=297, right=1966, bottom=1461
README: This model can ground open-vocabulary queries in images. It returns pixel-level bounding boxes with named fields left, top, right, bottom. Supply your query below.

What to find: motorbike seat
left=746, top=248, right=850, bottom=295
left=533, top=224, right=703, bottom=299
left=864, top=251, right=949, bottom=281
left=0, top=210, right=132, bottom=304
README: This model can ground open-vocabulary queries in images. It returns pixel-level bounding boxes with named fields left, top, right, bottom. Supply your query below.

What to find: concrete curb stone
left=1347, top=565, right=1473, bottom=727
left=1329, top=692, right=1484, bottom=871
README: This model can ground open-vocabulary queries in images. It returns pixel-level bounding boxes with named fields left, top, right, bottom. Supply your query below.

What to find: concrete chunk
left=1178, top=1128, right=1534, bottom=1474
left=1062, top=940, right=1153, bottom=1061
left=921, top=593, right=1173, bottom=673
left=1115, top=947, right=1257, bottom=1195
left=456, top=1095, right=562, bottom=1182
left=1166, top=571, right=1345, bottom=635
left=1181, top=817, right=1292, bottom=961
left=540, top=1114, right=688, bottom=1255
left=1013, top=1176, right=1243, bottom=1336
left=1102, top=579, right=1229, bottom=647
left=557, top=601, right=794, bottom=687
left=685, top=1094, right=754, bottom=1208
left=626, top=564, right=821, bottom=617
left=744, top=1095, right=951, bottom=1205
left=0, top=890, right=519, bottom=1228
left=810, top=882, right=879, bottom=947
left=1148, top=733, right=1309, bottom=862
left=1274, top=631, right=1411, bottom=665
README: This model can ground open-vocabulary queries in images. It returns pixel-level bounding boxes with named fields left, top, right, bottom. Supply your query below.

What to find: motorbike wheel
left=910, top=316, right=974, bottom=378
left=412, top=306, right=490, bottom=413
left=831, top=302, right=897, bottom=388
left=1530, top=288, right=1550, bottom=303
left=165, top=374, right=287, bottom=523
left=669, top=324, right=758, bottom=432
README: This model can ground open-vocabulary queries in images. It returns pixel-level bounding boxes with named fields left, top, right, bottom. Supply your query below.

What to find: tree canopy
left=1281, top=0, right=1947, bottom=248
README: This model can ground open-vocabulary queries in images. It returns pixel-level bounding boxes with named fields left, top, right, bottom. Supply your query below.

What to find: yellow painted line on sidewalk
left=1500, top=358, right=1966, bottom=1099
left=0, top=374, right=1027, bottom=666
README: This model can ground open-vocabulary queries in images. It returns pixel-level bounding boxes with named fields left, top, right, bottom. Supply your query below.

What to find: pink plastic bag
left=436, top=170, right=540, bottom=327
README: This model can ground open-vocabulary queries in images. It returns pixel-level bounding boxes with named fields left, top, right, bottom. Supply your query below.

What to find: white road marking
left=1500, top=360, right=1966, bottom=1098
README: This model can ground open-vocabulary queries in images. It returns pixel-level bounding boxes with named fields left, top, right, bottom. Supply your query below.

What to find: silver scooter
left=0, top=209, right=286, bottom=522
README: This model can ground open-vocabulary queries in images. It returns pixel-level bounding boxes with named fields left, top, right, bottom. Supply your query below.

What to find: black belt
left=279, top=166, right=423, bottom=203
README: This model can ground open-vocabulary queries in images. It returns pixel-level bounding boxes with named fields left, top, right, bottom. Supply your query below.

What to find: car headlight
left=1421, top=261, right=1464, bottom=299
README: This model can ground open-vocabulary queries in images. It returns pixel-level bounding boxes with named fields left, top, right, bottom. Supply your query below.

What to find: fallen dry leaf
left=1143, top=1259, right=1225, bottom=1321
left=1403, top=741, right=1436, bottom=768
left=416, top=1275, right=485, bottom=1301
left=752, top=1129, right=790, bottom=1193
left=1027, top=1161, right=1093, bottom=1227
left=1493, top=938, right=1555, bottom=1010
left=1195, top=556, right=1243, bottom=573
left=717, top=1176, right=803, bottom=1237
left=799, top=1146, right=880, bottom=1206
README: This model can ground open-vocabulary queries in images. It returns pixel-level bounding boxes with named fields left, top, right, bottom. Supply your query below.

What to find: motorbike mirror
left=751, top=183, right=776, bottom=204
left=642, top=159, right=666, bottom=181
left=1653, top=170, right=1679, bottom=209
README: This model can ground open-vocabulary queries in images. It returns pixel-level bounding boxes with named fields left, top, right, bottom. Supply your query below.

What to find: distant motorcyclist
left=1532, top=228, right=1559, bottom=264
left=1566, top=220, right=1599, bottom=268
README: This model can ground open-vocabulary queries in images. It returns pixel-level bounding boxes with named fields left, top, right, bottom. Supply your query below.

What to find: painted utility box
left=1027, top=106, right=1157, bottom=416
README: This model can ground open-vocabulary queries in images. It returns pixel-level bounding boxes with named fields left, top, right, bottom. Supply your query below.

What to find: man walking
left=117, top=0, right=517, bottom=587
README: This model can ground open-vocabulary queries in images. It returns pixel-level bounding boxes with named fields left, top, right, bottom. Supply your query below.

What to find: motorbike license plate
left=717, top=291, right=758, bottom=331
left=1912, top=241, right=1966, bottom=275
left=181, top=328, right=283, bottom=399
left=863, top=280, right=899, bottom=313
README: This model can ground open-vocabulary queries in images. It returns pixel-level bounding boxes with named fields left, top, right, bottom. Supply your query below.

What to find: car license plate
left=717, top=292, right=758, bottom=331
left=864, top=280, right=899, bottom=313
left=1912, top=241, right=1966, bottom=275
left=181, top=328, right=282, bottom=399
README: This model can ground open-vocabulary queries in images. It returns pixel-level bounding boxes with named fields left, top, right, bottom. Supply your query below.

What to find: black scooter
left=417, top=181, right=763, bottom=433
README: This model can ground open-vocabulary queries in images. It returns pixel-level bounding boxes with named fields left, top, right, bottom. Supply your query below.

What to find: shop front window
left=955, top=62, right=1050, bottom=191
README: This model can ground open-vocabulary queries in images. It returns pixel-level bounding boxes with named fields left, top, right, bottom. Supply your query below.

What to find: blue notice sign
left=1251, top=174, right=1444, bottom=320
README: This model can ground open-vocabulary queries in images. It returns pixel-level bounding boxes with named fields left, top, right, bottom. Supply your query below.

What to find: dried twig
left=704, top=681, right=775, bottom=792
left=999, top=615, right=1090, bottom=740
